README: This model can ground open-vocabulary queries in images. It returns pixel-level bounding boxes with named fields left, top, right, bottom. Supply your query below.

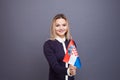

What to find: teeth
left=59, top=30, right=64, bottom=32
left=59, top=31, right=64, bottom=32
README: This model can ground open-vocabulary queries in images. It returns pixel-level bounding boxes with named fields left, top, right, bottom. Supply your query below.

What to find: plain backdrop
left=0, top=0, right=120, bottom=80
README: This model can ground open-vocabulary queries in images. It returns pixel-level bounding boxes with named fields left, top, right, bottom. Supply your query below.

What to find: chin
left=59, top=33, right=66, bottom=36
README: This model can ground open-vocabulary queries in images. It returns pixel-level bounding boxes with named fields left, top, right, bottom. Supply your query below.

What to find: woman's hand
left=69, top=64, right=76, bottom=76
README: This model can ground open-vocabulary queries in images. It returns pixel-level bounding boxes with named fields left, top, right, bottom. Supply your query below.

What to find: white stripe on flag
left=68, top=54, right=77, bottom=66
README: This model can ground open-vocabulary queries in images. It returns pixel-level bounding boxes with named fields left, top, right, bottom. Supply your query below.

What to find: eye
left=56, top=24, right=60, bottom=27
left=62, top=24, right=66, bottom=26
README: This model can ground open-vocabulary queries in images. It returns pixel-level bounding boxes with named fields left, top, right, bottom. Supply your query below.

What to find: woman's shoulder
left=43, top=39, right=57, bottom=46
left=44, top=39, right=56, bottom=43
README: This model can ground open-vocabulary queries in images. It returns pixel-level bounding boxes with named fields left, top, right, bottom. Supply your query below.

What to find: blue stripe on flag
left=74, top=57, right=81, bottom=68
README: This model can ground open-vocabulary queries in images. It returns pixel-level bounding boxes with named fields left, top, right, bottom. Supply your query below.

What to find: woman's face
left=55, top=18, right=68, bottom=38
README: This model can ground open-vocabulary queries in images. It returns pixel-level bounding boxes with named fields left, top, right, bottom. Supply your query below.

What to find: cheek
left=65, top=26, right=68, bottom=31
left=55, top=27, right=59, bottom=31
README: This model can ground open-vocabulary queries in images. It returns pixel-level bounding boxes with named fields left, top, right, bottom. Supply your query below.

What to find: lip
left=58, top=30, right=65, bottom=33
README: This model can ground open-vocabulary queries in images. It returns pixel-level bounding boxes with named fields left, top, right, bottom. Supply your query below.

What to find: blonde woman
left=43, top=14, right=76, bottom=80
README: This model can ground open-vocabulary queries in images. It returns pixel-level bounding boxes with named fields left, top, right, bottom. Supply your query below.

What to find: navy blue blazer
left=43, top=39, right=74, bottom=80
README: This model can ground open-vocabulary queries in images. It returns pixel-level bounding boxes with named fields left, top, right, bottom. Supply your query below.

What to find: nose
left=59, top=25, right=64, bottom=29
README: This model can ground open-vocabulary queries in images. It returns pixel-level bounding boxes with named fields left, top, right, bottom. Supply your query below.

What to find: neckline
left=55, top=36, right=66, bottom=43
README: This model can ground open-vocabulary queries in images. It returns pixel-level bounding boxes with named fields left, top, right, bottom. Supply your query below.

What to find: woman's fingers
left=69, top=64, right=76, bottom=70
left=70, top=68, right=76, bottom=75
left=69, top=64, right=76, bottom=76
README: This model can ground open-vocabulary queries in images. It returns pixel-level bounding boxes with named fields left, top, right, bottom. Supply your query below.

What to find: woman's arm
left=43, top=40, right=67, bottom=75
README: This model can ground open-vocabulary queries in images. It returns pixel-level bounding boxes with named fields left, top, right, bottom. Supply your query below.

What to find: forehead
left=55, top=18, right=67, bottom=24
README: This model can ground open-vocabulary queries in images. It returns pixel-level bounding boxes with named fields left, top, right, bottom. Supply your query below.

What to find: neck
left=59, top=35, right=65, bottom=39
left=57, top=36, right=65, bottom=39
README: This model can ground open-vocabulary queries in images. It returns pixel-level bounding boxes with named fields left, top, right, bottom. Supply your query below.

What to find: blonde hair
left=50, top=14, right=71, bottom=40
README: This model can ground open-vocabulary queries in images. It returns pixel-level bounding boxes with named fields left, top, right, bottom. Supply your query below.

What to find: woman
left=43, top=14, right=76, bottom=80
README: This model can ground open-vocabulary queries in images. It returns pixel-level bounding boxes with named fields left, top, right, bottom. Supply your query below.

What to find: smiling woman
left=50, top=14, right=71, bottom=40
left=43, top=14, right=77, bottom=80
left=55, top=18, right=68, bottom=38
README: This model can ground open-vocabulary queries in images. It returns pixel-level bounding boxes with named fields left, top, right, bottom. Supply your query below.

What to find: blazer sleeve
left=43, top=40, right=67, bottom=75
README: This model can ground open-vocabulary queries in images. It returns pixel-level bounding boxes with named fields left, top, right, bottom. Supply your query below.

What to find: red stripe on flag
left=63, top=50, right=70, bottom=62
left=63, top=40, right=74, bottom=62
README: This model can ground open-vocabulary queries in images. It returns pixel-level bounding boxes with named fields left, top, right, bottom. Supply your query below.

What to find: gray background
left=0, top=0, right=120, bottom=80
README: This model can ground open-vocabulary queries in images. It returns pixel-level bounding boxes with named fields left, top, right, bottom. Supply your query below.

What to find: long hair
left=50, top=14, right=71, bottom=40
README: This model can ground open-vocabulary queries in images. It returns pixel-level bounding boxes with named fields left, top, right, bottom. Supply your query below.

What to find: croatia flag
left=63, top=40, right=81, bottom=68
